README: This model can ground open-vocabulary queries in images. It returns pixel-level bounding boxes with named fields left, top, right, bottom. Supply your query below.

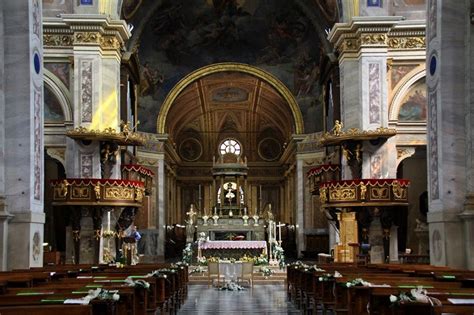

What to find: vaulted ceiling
left=165, top=71, right=295, bottom=162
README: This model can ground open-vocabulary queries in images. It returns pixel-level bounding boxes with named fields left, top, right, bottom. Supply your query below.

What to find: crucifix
left=186, top=204, right=197, bottom=225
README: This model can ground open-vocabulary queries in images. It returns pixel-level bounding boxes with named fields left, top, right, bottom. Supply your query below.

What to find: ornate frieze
left=387, top=36, right=425, bottom=49
left=43, top=17, right=130, bottom=53
left=328, top=18, right=426, bottom=55
left=319, top=179, right=410, bottom=207
left=51, top=178, right=144, bottom=207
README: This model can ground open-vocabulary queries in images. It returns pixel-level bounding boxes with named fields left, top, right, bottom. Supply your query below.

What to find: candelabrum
left=102, top=229, right=116, bottom=263
left=252, top=214, right=260, bottom=226
left=242, top=214, right=249, bottom=226
left=202, top=215, right=209, bottom=226
left=212, top=214, right=219, bottom=225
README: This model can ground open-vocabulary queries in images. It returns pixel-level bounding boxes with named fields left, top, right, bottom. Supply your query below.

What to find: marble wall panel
left=80, top=60, right=92, bottom=123
left=369, top=63, right=381, bottom=124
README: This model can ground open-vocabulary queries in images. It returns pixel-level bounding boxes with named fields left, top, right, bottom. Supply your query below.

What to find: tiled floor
left=177, top=284, right=301, bottom=314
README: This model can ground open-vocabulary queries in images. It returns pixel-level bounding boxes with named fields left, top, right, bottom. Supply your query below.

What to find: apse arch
left=44, top=69, right=73, bottom=122
left=156, top=63, right=305, bottom=135
left=389, top=69, right=426, bottom=122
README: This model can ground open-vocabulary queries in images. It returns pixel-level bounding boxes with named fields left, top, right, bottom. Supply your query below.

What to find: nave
left=177, top=284, right=299, bottom=315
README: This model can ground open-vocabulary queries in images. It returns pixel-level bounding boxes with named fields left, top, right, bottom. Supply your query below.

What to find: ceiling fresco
left=137, top=0, right=327, bottom=134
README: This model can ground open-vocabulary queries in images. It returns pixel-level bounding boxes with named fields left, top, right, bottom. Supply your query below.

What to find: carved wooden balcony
left=121, top=164, right=154, bottom=195
left=66, top=126, right=146, bottom=146
left=319, top=178, right=410, bottom=208
left=307, top=164, right=340, bottom=195
left=319, top=127, right=396, bottom=146
left=51, top=178, right=145, bottom=207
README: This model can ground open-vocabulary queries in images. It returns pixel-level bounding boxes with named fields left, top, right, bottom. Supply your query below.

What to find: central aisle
left=176, top=284, right=301, bottom=314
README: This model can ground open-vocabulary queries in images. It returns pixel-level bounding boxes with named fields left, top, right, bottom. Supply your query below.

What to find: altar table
left=199, top=240, right=267, bottom=259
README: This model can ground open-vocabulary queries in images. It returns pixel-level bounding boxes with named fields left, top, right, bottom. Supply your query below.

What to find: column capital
left=328, top=17, right=426, bottom=57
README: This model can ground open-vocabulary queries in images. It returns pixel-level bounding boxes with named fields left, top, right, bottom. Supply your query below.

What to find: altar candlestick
left=278, top=222, right=282, bottom=242
left=107, top=211, right=111, bottom=231
left=244, top=207, right=247, bottom=216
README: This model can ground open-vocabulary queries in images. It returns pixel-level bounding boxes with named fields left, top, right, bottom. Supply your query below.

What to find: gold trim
left=66, top=126, right=146, bottom=146
left=156, top=63, right=304, bottom=134
left=320, top=126, right=397, bottom=146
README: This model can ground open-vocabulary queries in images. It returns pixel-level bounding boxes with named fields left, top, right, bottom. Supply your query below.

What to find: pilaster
left=426, top=0, right=471, bottom=268
left=4, top=0, right=45, bottom=269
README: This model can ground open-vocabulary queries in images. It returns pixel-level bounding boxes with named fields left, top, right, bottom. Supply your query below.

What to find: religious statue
left=120, top=120, right=131, bottom=140
left=185, top=204, right=197, bottom=243
left=360, top=183, right=367, bottom=200
left=263, top=203, right=274, bottom=221
left=332, top=120, right=343, bottom=136
left=94, top=183, right=101, bottom=200
left=57, top=179, right=70, bottom=198
left=354, top=144, right=363, bottom=163
left=341, top=144, right=352, bottom=161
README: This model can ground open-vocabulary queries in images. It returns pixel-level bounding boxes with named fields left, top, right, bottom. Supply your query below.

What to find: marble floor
left=176, top=284, right=301, bottom=314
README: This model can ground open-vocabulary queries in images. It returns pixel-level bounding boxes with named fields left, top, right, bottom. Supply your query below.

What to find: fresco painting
left=398, top=79, right=427, bottom=121
left=44, top=86, right=65, bottom=122
left=138, top=0, right=327, bottom=134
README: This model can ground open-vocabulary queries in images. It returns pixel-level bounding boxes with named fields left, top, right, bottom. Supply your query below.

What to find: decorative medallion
left=179, top=138, right=203, bottom=162
left=258, top=138, right=282, bottom=161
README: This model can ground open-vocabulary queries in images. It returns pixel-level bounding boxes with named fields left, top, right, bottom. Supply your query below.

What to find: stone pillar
left=3, top=0, right=45, bottom=269
left=295, top=158, right=305, bottom=258
left=157, top=155, right=165, bottom=257
left=426, top=0, right=470, bottom=269
left=330, top=17, right=400, bottom=180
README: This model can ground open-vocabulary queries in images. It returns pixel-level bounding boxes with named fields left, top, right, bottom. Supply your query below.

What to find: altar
left=199, top=240, right=267, bottom=259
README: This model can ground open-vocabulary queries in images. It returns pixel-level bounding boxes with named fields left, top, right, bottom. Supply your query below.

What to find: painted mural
left=44, top=86, right=65, bottom=122
left=398, top=79, right=427, bottom=121
left=138, top=0, right=326, bottom=134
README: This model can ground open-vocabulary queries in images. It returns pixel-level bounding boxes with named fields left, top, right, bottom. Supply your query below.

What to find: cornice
left=43, top=15, right=130, bottom=52
left=328, top=17, right=426, bottom=55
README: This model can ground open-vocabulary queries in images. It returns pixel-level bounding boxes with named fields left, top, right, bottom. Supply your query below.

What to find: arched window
left=219, top=139, right=241, bottom=156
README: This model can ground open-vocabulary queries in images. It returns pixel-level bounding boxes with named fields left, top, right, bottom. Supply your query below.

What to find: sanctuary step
left=187, top=265, right=287, bottom=285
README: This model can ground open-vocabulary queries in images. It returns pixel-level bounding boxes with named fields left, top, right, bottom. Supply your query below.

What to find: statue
left=360, top=183, right=367, bottom=200
left=354, top=144, right=363, bottom=163
left=332, top=120, right=343, bottom=136
left=263, top=203, right=274, bottom=221
left=341, top=144, right=352, bottom=161
left=185, top=204, right=197, bottom=243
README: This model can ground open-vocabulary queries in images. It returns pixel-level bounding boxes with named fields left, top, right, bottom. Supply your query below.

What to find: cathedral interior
left=0, top=0, right=474, bottom=313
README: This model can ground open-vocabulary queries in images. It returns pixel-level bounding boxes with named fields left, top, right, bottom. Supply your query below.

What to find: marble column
left=426, top=0, right=470, bottom=269
left=0, top=1, right=13, bottom=271
left=4, top=0, right=45, bottom=269
left=157, top=154, right=165, bottom=258
left=295, top=158, right=305, bottom=258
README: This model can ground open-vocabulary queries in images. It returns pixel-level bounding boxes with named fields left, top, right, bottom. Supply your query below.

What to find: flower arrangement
left=181, top=243, right=193, bottom=265
left=345, top=278, right=372, bottom=288
left=259, top=266, right=274, bottom=278
left=240, top=255, right=254, bottom=263
left=190, top=266, right=206, bottom=274
left=254, top=254, right=268, bottom=266
left=318, top=273, right=335, bottom=282
left=206, top=256, right=219, bottom=263
left=197, top=256, right=207, bottom=265
left=272, top=243, right=285, bottom=269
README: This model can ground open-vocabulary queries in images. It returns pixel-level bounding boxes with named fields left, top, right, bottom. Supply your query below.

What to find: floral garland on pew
left=389, top=287, right=442, bottom=306
left=345, top=278, right=372, bottom=287
left=124, top=277, right=151, bottom=290
left=64, top=288, right=120, bottom=305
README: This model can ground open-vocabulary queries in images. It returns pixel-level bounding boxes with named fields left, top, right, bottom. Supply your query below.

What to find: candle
left=278, top=222, right=282, bottom=242
left=107, top=211, right=111, bottom=231
left=255, top=207, right=258, bottom=216
left=244, top=207, right=247, bottom=216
